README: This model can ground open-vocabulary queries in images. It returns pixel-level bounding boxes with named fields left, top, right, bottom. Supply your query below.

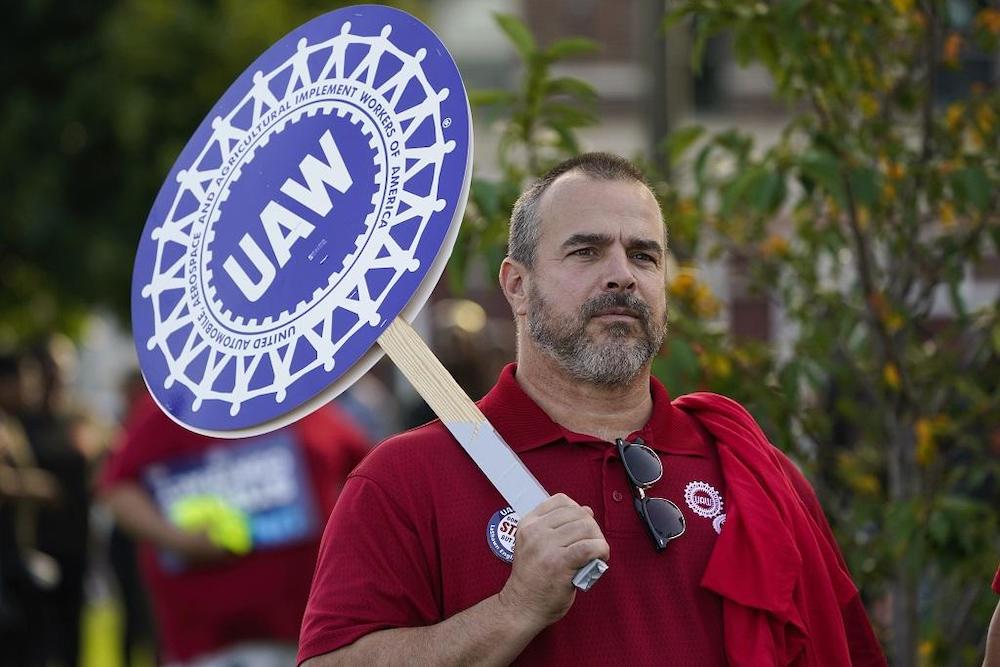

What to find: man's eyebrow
left=561, top=233, right=613, bottom=248
left=629, top=238, right=664, bottom=254
left=560, top=233, right=664, bottom=255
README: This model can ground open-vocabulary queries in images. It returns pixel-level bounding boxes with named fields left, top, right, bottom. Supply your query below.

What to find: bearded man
left=298, top=153, right=887, bottom=666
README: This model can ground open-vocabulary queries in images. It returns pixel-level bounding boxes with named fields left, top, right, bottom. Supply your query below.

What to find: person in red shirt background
left=100, top=385, right=370, bottom=667
left=298, top=153, right=886, bottom=666
left=985, top=566, right=1000, bottom=667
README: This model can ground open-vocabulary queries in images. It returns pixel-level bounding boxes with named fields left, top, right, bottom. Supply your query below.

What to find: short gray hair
left=507, top=152, right=654, bottom=268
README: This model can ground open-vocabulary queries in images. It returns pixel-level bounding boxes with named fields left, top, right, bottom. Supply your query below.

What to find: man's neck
left=513, top=343, right=654, bottom=443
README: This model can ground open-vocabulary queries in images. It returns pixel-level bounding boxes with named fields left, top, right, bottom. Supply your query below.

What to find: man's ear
left=499, top=257, right=529, bottom=317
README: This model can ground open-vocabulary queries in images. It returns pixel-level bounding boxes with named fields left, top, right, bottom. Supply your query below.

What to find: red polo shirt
left=300, top=364, right=731, bottom=665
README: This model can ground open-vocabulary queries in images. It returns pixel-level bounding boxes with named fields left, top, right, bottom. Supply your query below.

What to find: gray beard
left=526, top=288, right=666, bottom=387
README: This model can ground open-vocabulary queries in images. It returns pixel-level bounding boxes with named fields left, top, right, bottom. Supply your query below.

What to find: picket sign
left=131, top=5, right=605, bottom=590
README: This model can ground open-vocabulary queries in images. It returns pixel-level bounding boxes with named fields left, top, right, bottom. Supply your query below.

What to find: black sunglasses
left=616, top=437, right=686, bottom=551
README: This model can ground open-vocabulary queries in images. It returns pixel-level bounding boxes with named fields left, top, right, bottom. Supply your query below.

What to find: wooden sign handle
left=377, top=316, right=608, bottom=591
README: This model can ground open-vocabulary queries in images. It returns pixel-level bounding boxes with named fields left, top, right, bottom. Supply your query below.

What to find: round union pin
left=684, top=481, right=723, bottom=519
left=131, top=5, right=472, bottom=436
left=486, top=507, right=520, bottom=564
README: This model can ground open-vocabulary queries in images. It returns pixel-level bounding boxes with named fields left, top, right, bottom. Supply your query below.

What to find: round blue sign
left=132, top=5, right=472, bottom=436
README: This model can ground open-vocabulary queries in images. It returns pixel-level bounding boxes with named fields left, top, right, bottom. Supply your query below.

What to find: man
left=298, top=153, right=886, bottom=665
left=101, top=385, right=371, bottom=666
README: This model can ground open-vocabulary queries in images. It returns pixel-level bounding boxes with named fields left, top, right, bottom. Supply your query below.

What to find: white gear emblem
left=683, top=481, right=723, bottom=519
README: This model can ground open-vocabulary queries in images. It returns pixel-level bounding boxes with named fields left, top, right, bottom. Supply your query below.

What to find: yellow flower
left=760, top=234, right=790, bottom=258
left=881, top=182, right=897, bottom=203
left=853, top=474, right=881, bottom=496
left=943, top=33, right=962, bottom=67
left=669, top=271, right=697, bottom=298
left=669, top=269, right=720, bottom=318
left=915, top=418, right=937, bottom=467
left=976, top=104, right=996, bottom=134
left=883, top=363, right=901, bottom=390
left=966, top=127, right=985, bottom=151
left=885, top=312, right=904, bottom=333
left=857, top=207, right=870, bottom=230
left=975, top=8, right=1000, bottom=35
left=939, top=201, right=957, bottom=227
left=890, top=0, right=913, bottom=13
left=693, top=284, right=721, bottom=318
left=945, top=103, right=964, bottom=131
left=859, top=93, right=879, bottom=118
left=706, top=354, right=732, bottom=380
left=886, top=162, right=905, bottom=181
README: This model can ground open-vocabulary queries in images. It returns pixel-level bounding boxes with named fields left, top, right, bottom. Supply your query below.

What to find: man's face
left=523, top=172, right=667, bottom=386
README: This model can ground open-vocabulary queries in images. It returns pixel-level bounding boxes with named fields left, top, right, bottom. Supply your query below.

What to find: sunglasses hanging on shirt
left=616, top=437, right=686, bottom=551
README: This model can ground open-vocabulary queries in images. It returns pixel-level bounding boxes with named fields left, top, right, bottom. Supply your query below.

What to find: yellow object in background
left=169, top=495, right=253, bottom=555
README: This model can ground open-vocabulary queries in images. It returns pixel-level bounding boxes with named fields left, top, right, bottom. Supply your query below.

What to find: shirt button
left=612, top=490, right=624, bottom=502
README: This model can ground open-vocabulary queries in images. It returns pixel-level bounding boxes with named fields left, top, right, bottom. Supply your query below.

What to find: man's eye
left=632, top=252, right=656, bottom=263
left=572, top=248, right=596, bottom=257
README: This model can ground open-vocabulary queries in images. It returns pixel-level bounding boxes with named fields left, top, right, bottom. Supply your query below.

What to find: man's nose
left=603, top=249, right=637, bottom=292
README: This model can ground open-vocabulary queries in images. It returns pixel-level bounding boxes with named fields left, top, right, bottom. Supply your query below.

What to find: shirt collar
left=478, top=363, right=708, bottom=457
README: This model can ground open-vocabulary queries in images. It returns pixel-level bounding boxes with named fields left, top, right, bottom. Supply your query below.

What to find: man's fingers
left=529, top=504, right=594, bottom=531
left=564, top=538, right=611, bottom=569
left=528, top=493, right=577, bottom=517
left=552, top=517, right=604, bottom=548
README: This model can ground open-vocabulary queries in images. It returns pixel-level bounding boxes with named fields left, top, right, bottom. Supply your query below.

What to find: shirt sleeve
left=297, top=472, right=441, bottom=664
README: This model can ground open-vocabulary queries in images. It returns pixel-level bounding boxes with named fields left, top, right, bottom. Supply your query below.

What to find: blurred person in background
left=333, top=370, right=400, bottom=444
left=986, top=565, right=1000, bottom=667
left=17, top=335, right=97, bottom=667
left=99, top=379, right=371, bottom=667
left=402, top=299, right=515, bottom=429
left=103, top=368, right=159, bottom=666
left=0, top=350, right=60, bottom=667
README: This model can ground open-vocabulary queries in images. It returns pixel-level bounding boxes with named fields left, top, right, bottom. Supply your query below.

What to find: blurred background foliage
left=2, top=0, right=998, bottom=665
left=0, top=0, right=418, bottom=344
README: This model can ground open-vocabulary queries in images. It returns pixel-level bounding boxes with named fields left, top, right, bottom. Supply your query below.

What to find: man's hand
left=498, top=493, right=610, bottom=628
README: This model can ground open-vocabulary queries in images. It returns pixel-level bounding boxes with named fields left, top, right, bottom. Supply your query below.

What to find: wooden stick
left=378, top=316, right=608, bottom=591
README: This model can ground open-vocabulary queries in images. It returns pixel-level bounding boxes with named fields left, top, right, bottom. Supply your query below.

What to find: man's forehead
left=536, top=174, right=665, bottom=244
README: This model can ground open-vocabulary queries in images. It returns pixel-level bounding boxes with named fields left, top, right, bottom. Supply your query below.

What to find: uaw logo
left=684, top=480, right=726, bottom=534
left=132, top=6, right=471, bottom=433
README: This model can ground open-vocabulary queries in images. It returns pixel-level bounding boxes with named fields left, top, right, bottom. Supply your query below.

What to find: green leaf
left=544, top=76, right=598, bottom=99
left=799, top=150, right=845, bottom=206
left=848, top=167, right=880, bottom=208
left=663, top=125, right=705, bottom=164
left=662, top=7, right=690, bottom=31
left=951, top=166, right=991, bottom=212
left=749, top=170, right=787, bottom=213
left=654, top=338, right=702, bottom=395
left=494, top=13, right=536, bottom=60
left=446, top=232, right=470, bottom=294
left=721, top=166, right=765, bottom=217
left=541, top=102, right=597, bottom=128
left=549, top=122, right=580, bottom=154
left=468, top=89, right=516, bottom=107
left=471, top=178, right=501, bottom=220
left=544, top=37, right=599, bottom=61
